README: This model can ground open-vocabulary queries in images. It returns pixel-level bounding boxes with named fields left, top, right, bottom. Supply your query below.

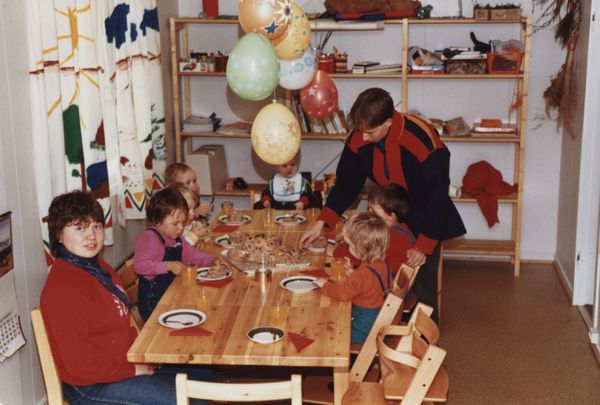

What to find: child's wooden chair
left=302, top=264, right=420, bottom=404
left=117, top=258, right=144, bottom=330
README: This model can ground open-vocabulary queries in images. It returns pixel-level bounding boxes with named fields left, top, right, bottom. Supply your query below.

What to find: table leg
left=333, top=366, right=349, bottom=405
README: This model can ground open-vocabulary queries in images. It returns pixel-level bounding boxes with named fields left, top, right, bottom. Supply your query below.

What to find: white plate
left=158, top=309, right=206, bottom=329
left=196, top=266, right=233, bottom=281
left=213, top=234, right=240, bottom=248
left=274, top=214, right=307, bottom=226
left=218, top=214, right=252, bottom=225
left=279, top=276, right=317, bottom=293
left=247, top=326, right=285, bottom=344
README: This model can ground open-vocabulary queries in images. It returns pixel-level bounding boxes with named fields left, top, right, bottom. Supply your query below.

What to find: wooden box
left=474, top=8, right=489, bottom=20
left=185, top=144, right=228, bottom=194
left=490, top=8, right=521, bottom=20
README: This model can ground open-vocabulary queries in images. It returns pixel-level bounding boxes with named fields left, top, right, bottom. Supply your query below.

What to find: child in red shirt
left=315, top=212, right=391, bottom=344
left=332, top=184, right=415, bottom=274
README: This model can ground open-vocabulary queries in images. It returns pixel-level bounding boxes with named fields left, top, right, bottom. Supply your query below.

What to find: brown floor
left=440, top=260, right=600, bottom=405
left=224, top=260, right=600, bottom=404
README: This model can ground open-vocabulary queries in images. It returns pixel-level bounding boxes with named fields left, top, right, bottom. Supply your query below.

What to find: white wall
left=0, top=1, right=48, bottom=404
left=175, top=0, right=564, bottom=260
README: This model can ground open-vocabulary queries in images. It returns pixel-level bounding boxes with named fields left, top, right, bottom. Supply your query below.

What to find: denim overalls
left=351, top=263, right=392, bottom=344
left=138, top=229, right=183, bottom=321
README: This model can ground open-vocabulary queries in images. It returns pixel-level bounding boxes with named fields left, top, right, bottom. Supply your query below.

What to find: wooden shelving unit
left=169, top=17, right=531, bottom=276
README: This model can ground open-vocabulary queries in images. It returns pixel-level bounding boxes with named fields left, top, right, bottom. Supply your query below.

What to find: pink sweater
left=134, top=227, right=213, bottom=279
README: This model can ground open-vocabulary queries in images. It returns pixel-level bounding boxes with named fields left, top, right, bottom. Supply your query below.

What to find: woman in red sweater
left=314, top=212, right=391, bottom=344
left=40, top=191, right=209, bottom=404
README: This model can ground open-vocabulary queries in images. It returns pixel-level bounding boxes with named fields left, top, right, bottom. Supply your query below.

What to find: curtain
left=28, top=0, right=166, bottom=261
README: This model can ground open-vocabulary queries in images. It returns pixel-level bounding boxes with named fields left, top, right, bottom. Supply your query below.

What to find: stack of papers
left=183, top=113, right=221, bottom=132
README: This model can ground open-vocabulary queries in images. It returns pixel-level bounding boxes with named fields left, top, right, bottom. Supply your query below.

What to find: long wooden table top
left=127, top=210, right=351, bottom=368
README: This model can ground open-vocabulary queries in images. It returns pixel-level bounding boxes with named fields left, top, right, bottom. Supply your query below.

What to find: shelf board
left=453, top=192, right=518, bottom=204
left=332, top=73, right=402, bottom=79
left=408, top=73, right=523, bottom=79
left=212, top=183, right=266, bottom=197
left=441, top=135, right=520, bottom=143
left=443, top=238, right=516, bottom=255
left=180, top=131, right=347, bottom=141
left=179, top=71, right=225, bottom=77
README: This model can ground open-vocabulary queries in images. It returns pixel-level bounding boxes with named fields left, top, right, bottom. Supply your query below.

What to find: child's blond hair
left=164, top=162, right=194, bottom=185
left=342, top=212, right=389, bottom=262
left=166, top=182, right=197, bottom=207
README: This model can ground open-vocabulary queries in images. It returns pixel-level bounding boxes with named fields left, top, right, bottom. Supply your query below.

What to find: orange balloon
left=300, top=70, right=339, bottom=120
left=238, top=0, right=292, bottom=41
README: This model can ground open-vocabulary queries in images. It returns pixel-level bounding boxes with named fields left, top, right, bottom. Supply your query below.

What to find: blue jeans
left=63, top=365, right=215, bottom=404
left=351, top=304, right=381, bottom=344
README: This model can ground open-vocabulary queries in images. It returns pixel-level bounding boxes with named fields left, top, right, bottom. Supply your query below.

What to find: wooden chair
left=175, top=373, right=302, bottom=404
left=302, top=264, right=420, bottom=404
left=31, top=308, right=68, bottom=405
left=117, top=258, right=144, bottom=329
left=341, top=304, right=446, bottom=405
left=249, top=189, right=257, bottom=209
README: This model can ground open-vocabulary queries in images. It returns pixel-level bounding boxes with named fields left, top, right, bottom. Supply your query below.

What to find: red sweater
left=321, top=260, right=391, bottom=308
left=40, top=259, right=137, bottom=386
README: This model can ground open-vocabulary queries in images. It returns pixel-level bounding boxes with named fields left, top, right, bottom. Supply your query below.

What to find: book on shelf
left=216, top=121, right=252, bottom=136
left=472, top=121, right=518, bottom=134
left=445, top=117, right=471, bottom=137
left=352, top=61, right=379, bottom=74
left=364, top=63, right=402, bottom=74
left=183, top=113, right=221, bottom=132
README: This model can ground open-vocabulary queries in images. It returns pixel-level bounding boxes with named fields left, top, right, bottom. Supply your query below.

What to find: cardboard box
left=474, top=8, right=489, bottom=20
left=490, top=8, right=521, bottom=20
left=185, top=144, right=228, bottom=195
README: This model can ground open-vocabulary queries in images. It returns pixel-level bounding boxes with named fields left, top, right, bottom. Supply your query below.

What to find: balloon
left=238, top=0, right=292, bottom=41
left=226, top=33, right=280, bottom=101
left=300, top=70, right=339, bottom=120
left=273, top=3, right=311, bottom=60
left=279, top=48, right=316, bottom=90
left=251, top=101, right=301, bottom=165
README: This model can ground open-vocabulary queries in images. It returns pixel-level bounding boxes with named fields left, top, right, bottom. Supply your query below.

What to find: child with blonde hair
left=164, top=162, right=211, bottom=219
left=315, top=211, right=391, bottom=344
left=167, top=182, right=209, bottom=247
left=135, top=187, right=213, bottom=320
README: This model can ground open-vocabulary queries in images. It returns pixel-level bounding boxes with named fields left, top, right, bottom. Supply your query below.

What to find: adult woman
left=40, top=191, right=209, bottom=404
left=300, top=88, right=466, bottom=322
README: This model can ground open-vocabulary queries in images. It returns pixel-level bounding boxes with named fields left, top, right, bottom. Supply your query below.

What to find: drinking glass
left=269, top=299, right=289, bottom=326
left=197, top=288, right=213, bottom=312
left=183, top=263, right=196, bottom=287
left=221, top=200, right=234, bottom=217
left=331, top=258, right=346, bottom=283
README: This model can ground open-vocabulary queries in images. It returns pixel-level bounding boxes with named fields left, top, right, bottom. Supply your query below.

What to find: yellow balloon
left=251, top=101, right=301, bottom=165
left=274, top=3, right=311, bottom=60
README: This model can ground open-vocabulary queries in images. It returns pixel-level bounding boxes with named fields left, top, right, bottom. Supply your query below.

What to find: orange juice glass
left=183, top=263, right=196, bottom=286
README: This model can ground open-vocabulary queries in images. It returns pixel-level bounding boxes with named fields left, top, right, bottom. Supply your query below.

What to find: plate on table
left=218, top=214, right=252, bottom=225
left=196, top=266, right=233, bottom=281
left=214, top=234, right=241, bottom=248
left=247, top=326, right=285, bottom=344
left=279, top=276, right=317, bottom=293
left=158, top=309, right=206, bottom=329
left=274, top=214, right=306, bottom=226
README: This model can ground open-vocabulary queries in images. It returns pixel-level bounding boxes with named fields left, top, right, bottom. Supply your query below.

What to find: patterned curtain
left=27, top=0, right=166, bottom=262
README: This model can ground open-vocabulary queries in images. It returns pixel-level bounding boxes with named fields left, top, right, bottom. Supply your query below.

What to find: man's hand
left=406, top=247, right=426, bottom=268
left=299, top=220, right=325, bottom=248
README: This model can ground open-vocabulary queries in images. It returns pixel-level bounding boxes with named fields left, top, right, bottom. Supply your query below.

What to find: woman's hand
left=299, top=220, right=325, bottom=249
left=134, top=364, right=155, bottom=376
left=406, top=247, right=426, bottom=268
left=314, top=278, right=328, bottom=288
left=167, top=261, right=186, bottom=275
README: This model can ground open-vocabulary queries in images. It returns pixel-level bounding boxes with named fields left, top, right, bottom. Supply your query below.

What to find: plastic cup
left=269, top=300, right=289, bottom=326
left=183, top=263, right=196, bottom=287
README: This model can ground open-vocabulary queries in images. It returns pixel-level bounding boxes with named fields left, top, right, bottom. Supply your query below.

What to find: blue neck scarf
left=58, top=246, right=132, bottom=310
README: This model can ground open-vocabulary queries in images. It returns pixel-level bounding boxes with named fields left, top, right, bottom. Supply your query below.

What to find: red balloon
left=300, top=70, right=339, bottom=120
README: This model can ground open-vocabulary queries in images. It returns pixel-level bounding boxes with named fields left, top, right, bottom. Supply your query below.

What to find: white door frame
left=574, top=2, right=600, bottom=308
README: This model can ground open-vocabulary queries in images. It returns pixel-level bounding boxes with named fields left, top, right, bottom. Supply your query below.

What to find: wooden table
left=127, top=209, right=351, bottom=404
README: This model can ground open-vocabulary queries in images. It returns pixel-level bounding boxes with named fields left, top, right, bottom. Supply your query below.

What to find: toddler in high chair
left=314, top=211, right=391, bottom=344
left=164, top=162, right=212, bottom=220
left=134, top=187, right=213, bottom=321
left=254, top=153, right=320, bottom=210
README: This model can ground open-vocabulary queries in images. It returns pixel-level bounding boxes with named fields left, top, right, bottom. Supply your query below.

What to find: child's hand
left=167, top=261, right=186, bottom=275
left=195, top=203, right=210, bottom=218
left=294, top=201, right=305, bottom=210
left=343, top=257, right=354, bottom=270
left=135, top=364, right=155, bottom=376
left=314, top=278, right=328, bottom=288
left=263, top=200, right=271, bottom=209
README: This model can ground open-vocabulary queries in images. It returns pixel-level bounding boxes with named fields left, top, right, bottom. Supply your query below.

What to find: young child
left=332, top=184, right=416, bottom=274
left=254, top=153, right=320, bottom=210
left=135, top=187, right=214, bottom=320
left=167, top=182, right=209, bottom=247
left=314, top=212, right=391, bottom=344
left=164, top=162, right=211, bottom=219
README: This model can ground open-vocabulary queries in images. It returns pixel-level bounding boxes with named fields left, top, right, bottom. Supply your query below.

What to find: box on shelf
left=490, top=8, right=521, bottom=20
left=486, top=51, right=523, bottom=74
left=446, top=59, right=486, bottom=74
left=474, top=8, right=490, bottom=20
left=185, top=144, right=228, bottom=194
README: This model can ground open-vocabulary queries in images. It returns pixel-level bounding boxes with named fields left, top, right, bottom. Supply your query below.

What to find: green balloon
left=226, top=33, right=280, bottom=101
